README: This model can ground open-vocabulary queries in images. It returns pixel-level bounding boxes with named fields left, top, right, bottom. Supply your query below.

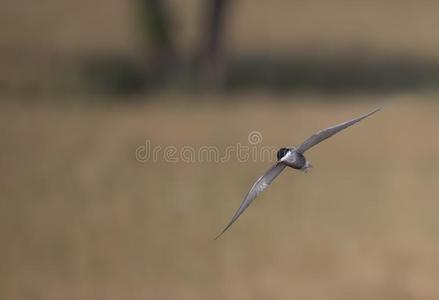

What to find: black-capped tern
left=215, top=108, right=381, bottom=239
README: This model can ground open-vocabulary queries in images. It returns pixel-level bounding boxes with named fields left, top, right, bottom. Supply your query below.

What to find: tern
left=215, top=108, right=381, bottom=239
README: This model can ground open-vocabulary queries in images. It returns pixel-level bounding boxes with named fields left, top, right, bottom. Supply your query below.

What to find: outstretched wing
left=214, top=162, right=287, bottom=239
left=296, top=108, right=381, bottom=154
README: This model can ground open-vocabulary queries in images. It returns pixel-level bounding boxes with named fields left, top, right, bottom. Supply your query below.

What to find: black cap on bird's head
left=276, top=148, right=289, bottom=161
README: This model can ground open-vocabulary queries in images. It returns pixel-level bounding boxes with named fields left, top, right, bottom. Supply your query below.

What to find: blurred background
left=2, top=1, right=439, bottom=299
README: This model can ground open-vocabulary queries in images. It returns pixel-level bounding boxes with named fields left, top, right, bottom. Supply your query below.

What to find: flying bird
left=215, top=108, right=381, bottom=239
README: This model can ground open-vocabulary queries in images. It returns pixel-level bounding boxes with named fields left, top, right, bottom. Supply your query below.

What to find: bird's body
left=215, top=108, right=381, bottom=239
left=277, top=147, right=310, bottom=171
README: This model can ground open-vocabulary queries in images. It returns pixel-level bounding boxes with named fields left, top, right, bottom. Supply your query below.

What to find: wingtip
left=214, top=218, right=237, bottom=240
left=369, top=107, right=382, bottom=115
left=213, top=229, right=227, bottom=241
left=362, top=107, right=382, bottom=119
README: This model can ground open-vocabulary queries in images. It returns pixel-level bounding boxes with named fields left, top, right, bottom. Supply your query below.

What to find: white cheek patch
left=280, top=151, right=295, bottom=163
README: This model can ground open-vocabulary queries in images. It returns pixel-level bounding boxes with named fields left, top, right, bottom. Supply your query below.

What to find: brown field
left=1, top=94, right=439, bottom=300
left=3, top=1, right=439, bottom=299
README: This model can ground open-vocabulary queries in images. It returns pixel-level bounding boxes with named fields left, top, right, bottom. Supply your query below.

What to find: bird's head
left=276, top=148, right=290, bottom=161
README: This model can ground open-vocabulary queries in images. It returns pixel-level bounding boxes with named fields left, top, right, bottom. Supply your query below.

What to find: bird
left=215, top=108, right=381, bottom=239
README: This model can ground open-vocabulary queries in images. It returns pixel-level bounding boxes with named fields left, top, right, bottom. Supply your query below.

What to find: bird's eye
left=277, top=148, right=287, bottom=160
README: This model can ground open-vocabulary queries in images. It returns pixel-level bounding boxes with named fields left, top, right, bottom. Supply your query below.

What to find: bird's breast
left=284, top=151, right=306, bottom=169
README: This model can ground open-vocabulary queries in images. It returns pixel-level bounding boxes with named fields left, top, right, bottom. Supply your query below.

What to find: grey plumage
left=214, top=163, right=286, bottom=239
left=215, top=108, right=380, bottom=239
left=296, top=108, right=381, bottom=154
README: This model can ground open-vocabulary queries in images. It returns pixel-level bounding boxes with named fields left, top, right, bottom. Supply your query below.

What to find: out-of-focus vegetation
left=3, top=0, right=439, bottom=95
left=2, top=1, right=439, bottom=300
left=2, top=96, right=439, bottom=300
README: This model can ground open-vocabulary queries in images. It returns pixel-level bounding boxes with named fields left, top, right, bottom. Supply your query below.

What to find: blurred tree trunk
left=138, top=0, right=175, bottom=85
left=137, top=0, right=230, bottom=91
left=199, top=0, right=230, bottom=91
